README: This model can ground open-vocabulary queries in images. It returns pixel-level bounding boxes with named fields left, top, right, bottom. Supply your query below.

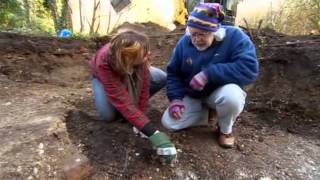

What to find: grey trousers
left=161, top=84, right=246, bottom=134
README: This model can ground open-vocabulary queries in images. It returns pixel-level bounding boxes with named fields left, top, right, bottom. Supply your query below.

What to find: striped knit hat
left=187, top=3, right=225, bottom=32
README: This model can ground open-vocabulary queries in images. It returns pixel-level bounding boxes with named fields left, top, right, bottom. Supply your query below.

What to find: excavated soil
left=0, top=23, right=319, bottom=179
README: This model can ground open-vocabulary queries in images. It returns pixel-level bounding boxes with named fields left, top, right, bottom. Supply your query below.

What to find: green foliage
left=265, top=0, right=320, bottom=35
left=0, top=0, right=69, bottom=35
left=71, top=33, right=91, bottom=40
left=0, top=0, right=25, bottom=28
left=42, top=0, right=72, bottom=34
left=27, top=0, right=56, bottom=34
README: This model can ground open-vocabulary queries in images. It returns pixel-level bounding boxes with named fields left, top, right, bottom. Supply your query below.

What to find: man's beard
left=194, top=44, right=210, bottom=51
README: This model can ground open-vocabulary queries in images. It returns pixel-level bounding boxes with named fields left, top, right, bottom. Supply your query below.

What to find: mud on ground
left=0, top=24, right=319, bottom=179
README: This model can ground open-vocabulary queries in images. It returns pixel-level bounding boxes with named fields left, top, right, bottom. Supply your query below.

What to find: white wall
left=236, top=0, right=284, bottom=27
left=69, top=0, right=186, bottom=34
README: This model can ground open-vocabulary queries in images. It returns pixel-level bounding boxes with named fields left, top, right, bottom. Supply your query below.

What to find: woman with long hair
left=89, top=30, right=177, bottom=164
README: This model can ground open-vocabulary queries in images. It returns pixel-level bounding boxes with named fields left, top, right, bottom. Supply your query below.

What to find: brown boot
left=218, top=133, right=235, bottom=148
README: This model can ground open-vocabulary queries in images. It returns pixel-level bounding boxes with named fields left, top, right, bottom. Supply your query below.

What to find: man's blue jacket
left=167, top=26, right=259, bottom=101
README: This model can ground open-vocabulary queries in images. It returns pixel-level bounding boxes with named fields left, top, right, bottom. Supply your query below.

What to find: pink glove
left=169, top=100, right=185, bottom=119
left=189, top=71, right=208, bottom=91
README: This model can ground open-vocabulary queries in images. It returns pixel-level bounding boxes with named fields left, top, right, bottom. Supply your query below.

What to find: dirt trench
left=0, top=24, right=319, bottom=179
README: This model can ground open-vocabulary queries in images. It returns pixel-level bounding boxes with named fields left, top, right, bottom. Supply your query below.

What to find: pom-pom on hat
left=187, top=3, right=225, bottom=32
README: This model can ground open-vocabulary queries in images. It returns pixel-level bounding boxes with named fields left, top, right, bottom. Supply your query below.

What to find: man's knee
left=222, top=97, right=245, bottom=114
left=218, top=97, right=245, bottom=115
left=209, top=84, right=246, bottom=113
left=161, top=108, right=208, bottom=131
left=161, top=110, right=185, bottom=131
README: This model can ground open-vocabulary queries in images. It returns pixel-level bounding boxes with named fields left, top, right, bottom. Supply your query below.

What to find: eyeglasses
left=189, top=31, right=212, bottom=39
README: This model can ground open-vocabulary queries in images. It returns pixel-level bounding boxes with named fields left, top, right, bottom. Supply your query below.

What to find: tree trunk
left=94, top=2, right=101, bottom=34
left=23, top=0, right=31, bottom=26
left=106, top=4, right=112, bottom=33
left=61, top=0, right=73, bottom=30
left=45, top=0, right=60, bottom=33
left=89, top=0, right=100, bottom=35
left=79, top=0, right=84, bottom=33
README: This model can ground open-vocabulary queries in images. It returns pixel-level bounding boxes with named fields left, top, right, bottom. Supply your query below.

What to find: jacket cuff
left=203, top=68, right=214, bottom=84
left=140, top=122, right=157, bottom=137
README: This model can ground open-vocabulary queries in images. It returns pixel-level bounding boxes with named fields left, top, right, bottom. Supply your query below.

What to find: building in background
left=185, top=0, right=239, bottom=25
left=236, top=0, right=284, bottom=28
left=68, top=0, right=187, bottom=35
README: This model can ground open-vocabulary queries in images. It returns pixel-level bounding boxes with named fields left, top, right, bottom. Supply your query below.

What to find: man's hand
left=149, top=131, right=177, bottom=165
left=189, top=71, right=208, bottom=91
left=169, top=100, right=185, bottom=119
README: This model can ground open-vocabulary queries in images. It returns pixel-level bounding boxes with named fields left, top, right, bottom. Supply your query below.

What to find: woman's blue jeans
left=91, top=66, right=167, bottom=121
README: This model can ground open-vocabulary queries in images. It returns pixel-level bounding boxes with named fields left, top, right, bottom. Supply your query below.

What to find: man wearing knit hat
left=161, top=3, right=259, bottom=148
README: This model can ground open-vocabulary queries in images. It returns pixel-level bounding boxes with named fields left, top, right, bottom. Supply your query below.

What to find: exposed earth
left=0, top=23, right=319, bottom=179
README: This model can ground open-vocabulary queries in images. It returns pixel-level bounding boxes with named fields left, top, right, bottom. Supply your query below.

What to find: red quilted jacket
left=89, top=43, right=151, bottom=129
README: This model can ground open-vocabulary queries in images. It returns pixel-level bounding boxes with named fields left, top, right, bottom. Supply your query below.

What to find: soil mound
left=250, top=29, right=320, bottom=137
left=0, top=24, right=319, bottom=179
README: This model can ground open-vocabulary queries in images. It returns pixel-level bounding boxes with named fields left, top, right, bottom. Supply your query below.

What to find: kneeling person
left=162, top=3, right=259, bottom=148
left=89, top=30, right=177, bottom=164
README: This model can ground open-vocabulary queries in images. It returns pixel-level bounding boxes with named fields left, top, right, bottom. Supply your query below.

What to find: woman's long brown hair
left=108, top=30, right=150, bottom=75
